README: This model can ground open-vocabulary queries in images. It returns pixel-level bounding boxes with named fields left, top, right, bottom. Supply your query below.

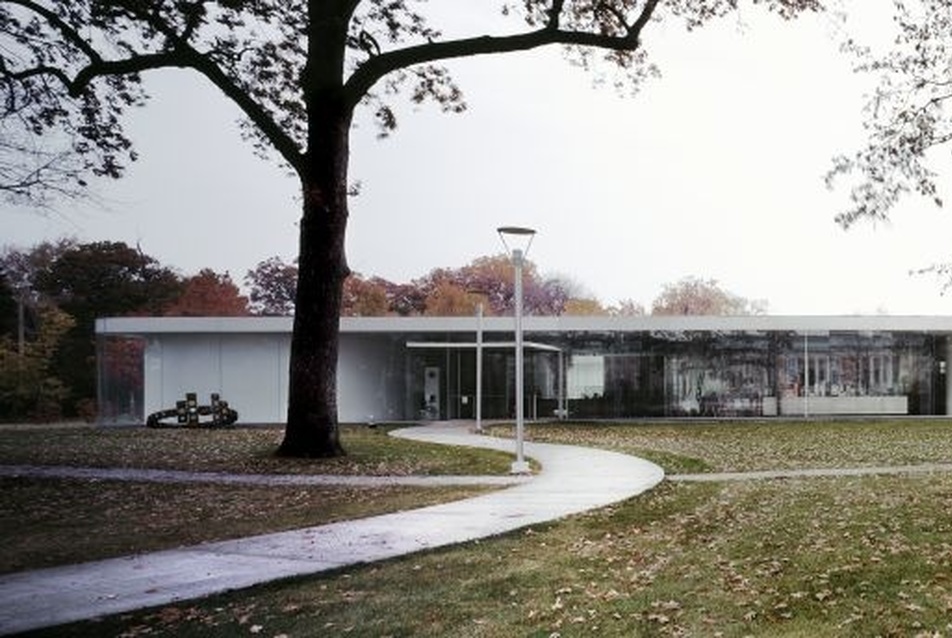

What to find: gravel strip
left=0, top=464, right=531, bottom=487
left=669, top=463, right=952, bottom=482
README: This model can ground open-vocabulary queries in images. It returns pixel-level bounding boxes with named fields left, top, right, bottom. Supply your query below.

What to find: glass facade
left=404, top=330, right=947, bottom=420
left=405, top=331, right=563, bottom=421
left=95, top=317, right=951, bottom=424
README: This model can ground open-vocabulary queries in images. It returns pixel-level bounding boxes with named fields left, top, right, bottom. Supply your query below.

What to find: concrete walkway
left=0, top=422, right=664, bottom=636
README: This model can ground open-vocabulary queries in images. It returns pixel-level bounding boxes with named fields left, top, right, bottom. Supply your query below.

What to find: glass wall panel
left=771, top=331, right=939, bottom=415
left=481, top=350, right=512, bottom=419
left=96, top=335, right=145, bottom=424
left=660, top=332, right=773, bottom=417
left=378, top=326, right=947, bottom=422
left=567, top=354, right=604, bottom=400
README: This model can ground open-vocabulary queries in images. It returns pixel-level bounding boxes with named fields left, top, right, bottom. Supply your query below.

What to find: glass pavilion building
left=96, top=315, right=952, bottom=424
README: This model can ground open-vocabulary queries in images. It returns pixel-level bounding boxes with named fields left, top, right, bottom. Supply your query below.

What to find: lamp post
left=498, top=226, right=536, bottom=475
left=475, top=299, right=483, bottom=433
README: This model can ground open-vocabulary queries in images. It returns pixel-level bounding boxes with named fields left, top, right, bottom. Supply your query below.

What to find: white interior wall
left=142, top=331, right=397, bottom=424
left=221, top=334, right=289, bottom=423
left=337, top=335, right=403, bottom=423
left=143, top=333, right=290, bottom=423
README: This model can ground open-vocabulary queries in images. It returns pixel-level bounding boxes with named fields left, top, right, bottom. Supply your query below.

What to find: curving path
left=0, top=422, right=664, bottom=635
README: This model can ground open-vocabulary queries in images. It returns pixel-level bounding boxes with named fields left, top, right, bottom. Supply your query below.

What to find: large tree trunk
left=277, top=97, right=352, bottom=458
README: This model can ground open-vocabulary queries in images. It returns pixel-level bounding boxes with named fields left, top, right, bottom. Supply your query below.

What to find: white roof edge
left=96, top=314, right=952, bottom=335
left=95, top=316, right=294, bottom=334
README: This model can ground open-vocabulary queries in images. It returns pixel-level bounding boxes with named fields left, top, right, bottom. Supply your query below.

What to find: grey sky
left=3, top=2, right=951, bottom=315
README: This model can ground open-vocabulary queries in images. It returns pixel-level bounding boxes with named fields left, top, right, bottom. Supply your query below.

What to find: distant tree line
left=253, top=256, right=767, bottom=319
left=0, top=239, right=251, bottom=422
left=0, top=239, right=764, bottom=422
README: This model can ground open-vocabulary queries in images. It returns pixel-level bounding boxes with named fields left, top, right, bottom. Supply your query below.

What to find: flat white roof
left=96, top=315, right=952, bottom=336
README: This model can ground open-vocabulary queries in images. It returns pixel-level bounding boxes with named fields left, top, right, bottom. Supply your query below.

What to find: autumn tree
left=0, top=0, right=819, bottom=456
left=548, top=275, right=607, bottom=316
left=341, top=273, right=389, bottom=316
left=412, top=267, right=484, bottom=317
left=0, top=240, right=76, bottom=418
left=33, top=241, right=182, bottom=415
left=452, top=256, right=527, bottom=316
left=828, top=1, right=950, bottom=228
left=379, top=279, right=428, bottom=317
left=0, top=303, right=73, bottom=420
left=422, top=280, right=484, bottom=316
left=608, top=298, right=646, bottom=316
left=416, top=255, right=570, bottom=316
left=338, top=254, right=572, bottom=317
left=563, top=297, right=607, bottom=316
left=245, top=256, right=298, bottom=317
left=164, top=268, right=249, bottom=317
left=651, top=276, right=767, bottom=316
left=0, top=239, right=77, bottom=298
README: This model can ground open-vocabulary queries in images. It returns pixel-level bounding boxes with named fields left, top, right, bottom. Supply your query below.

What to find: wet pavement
left=0, top=422, right=664, bottom=635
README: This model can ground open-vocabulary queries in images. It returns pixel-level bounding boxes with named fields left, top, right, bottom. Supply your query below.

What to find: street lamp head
left=497, top=226, right=537, bottom=262
left=497, top=226, right=536, bottom=236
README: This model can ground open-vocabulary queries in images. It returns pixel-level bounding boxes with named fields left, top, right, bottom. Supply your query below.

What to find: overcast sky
left=3, top=2, right=951, bottom=315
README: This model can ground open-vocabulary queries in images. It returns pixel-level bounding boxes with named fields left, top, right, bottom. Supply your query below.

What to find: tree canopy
left=30, top=241, right=182, bottom=415
left=651, top=276, right=767, bottom=316
left=829, top=0, right=951, bottom=227
left=245, top=256, right=298, bottom=317
left=164, top=268, right=249, bottom=317
left=0, top=240, right=247, bottom=421
left=0, top=0, right=821, bottom=455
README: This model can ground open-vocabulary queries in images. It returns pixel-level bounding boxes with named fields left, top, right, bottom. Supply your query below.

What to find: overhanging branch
left=2, top=39, right=191, bottom=99
left=4, top=0, right=102, bottom=62
left=109, top=0, right=306, bottom=172
left=4, top=0, right=305, bottom=173
left=344, top=0, right=662, bottom=109
left=69, top=53, right=190, bottom=96
left=183, top=50, right=306, bottom=173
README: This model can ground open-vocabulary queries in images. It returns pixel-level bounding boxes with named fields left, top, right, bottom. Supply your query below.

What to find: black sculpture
left=146, top=392, right=238, bottom=428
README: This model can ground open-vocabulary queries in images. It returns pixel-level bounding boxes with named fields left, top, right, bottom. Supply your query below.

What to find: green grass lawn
left=0, top=423, right=513, bottom=475
left=36, top=474, right=952, bottom=637
left=0, top=423, right=507, bottom=574
left=489, top=419, right=952, bottom=474
left=0, top=478, right=490, bottom=575
left=13, top=418, right=952, bottom=637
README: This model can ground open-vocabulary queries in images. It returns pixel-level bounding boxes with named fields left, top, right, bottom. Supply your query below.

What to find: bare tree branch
left=4, top=0, right=102, bottom=61
left=345, top=0, right=662, bottom=108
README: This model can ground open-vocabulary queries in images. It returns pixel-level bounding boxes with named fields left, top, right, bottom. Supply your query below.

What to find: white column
left=825, top=356, right=832, bottom=396
left=557, top=349, right=565, bottom=419
left=803, top=333, right=809, bottom=417
left=475, top=302, right=483, bottom=432
left=946, top=341, right=952, bottom=415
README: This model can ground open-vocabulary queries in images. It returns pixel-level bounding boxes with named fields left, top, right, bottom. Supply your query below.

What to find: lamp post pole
left=512, top=247, right=528, bottom=473
left=497, top=226, right=535, bottom=475
left=475, top=300, right=483, bottom=433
